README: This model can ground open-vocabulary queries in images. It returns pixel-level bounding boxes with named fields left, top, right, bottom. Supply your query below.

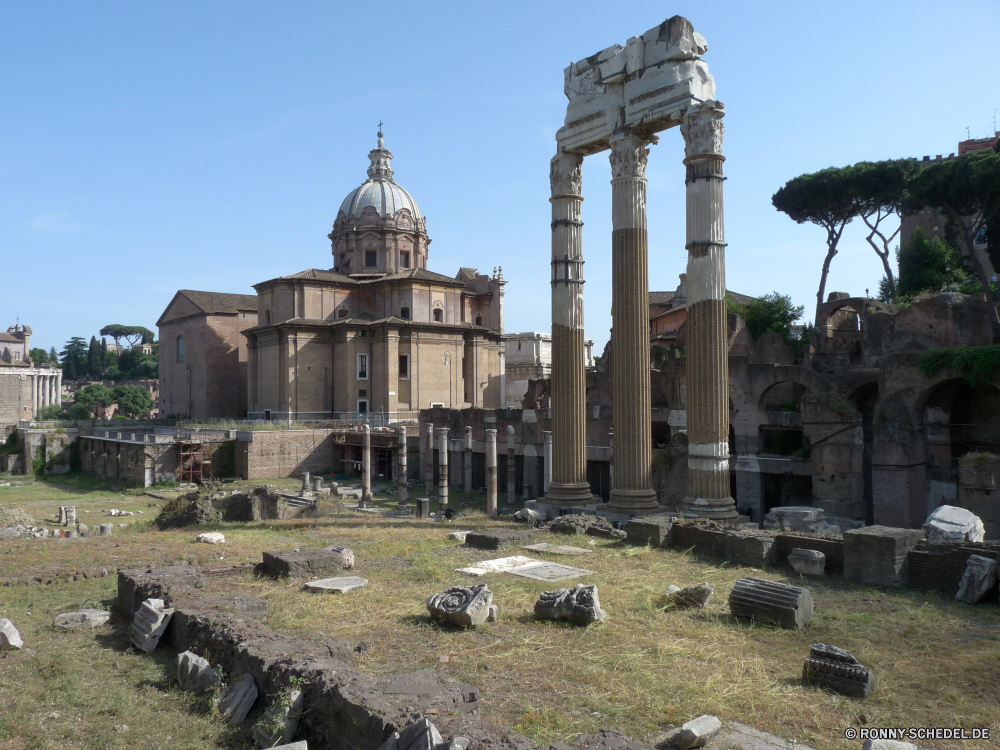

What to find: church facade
left=243, top=132, right=506, bottom=420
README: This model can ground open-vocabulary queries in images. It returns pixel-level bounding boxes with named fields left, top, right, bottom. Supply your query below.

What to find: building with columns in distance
left=0, top=324, right=62, bottom=428
left=240, top=131, right=506, bottom=420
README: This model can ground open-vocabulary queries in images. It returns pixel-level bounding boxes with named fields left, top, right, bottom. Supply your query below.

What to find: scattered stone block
left=956, top=554, right=999, bottom=604
left=534, top=583, right=606, bottom=625
left=98, top=523, right=113, bottom=536
left=319, top=544, right=355, bottom=570
left=725, top=529, right=779, bottom=568
left=923, top=505, right=986, bottom=543
left=415, top=497, right=430, bottom=519
left=671, top=715, right=722, bottom=750
left=862, top=741, right=917, bottom=750
left=843, top=526, right=924, bottom=588
left=54, top=609, right=110, bottom=630
left=77, top=523, right=89, bottom=534
left=509, top=561, right=595, bottom=582
left=464, top=528, right=534, bottom=550
left=262, top=547, right=352, bottom=578
left=197, top=532, right=226, bottom=544
left=788, top=548, right=826, bottom=576
left=448, top=531, right=470, bottom=543
left=728, top=576, right=813, bottom=630
left=801, top=643, right=873, bottom=698
left=218, top=672, right=258, bottom=725
left=662, top=582, right=713, bottom=609
left=523, top=543, right=591, bottom=555
left=377, top=717, right=443, bottom=750
left=129, top=598, right=175, bottom=652
left=0, top=528, right=21, bottom=537
left=427, top=583, right=494, bottom=627
left=514, top=508, right=546, bottom=524
left=625, top=517, right=675, bottom=548
left=762, top=506, right=824, bottom=532
left=176, top=650, right=220, bottom=692
left=0, top=618, right=23, bottom=649
left=304, top=576, right=368, bottom=594
left=252, top=688, right=304, bottom=747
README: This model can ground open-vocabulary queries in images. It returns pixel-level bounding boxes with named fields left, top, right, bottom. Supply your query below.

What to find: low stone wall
left=773, top=534, right=845, bottom=576
left=236, top=429, right=336, bottom=480
left=907, top=542, right=1000, bottom=598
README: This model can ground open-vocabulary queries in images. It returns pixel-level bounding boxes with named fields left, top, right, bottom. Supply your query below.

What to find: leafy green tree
left=906, top=146, right=1000, bottom=320
left=63, top=403, right=93, bottom=420
left=38, top=404, right=62, bottom=420
left=772, top=168, right=857, bottom=323
left=728, top=292, right=805, bottom=342
left=100, top=324, right=154, bottom=351
left=29, top=348, right=49, bottom=364
left=112, top=384, right=154, bottom=418
left=74, top=383, right=116, bottom=408
left=895, top=227, right=969, bottom=297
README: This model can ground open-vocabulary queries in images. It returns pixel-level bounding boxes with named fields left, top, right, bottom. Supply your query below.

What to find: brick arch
left=750, top=365, right=830, bottom=410
left=815, top=297, right=889, bottom=333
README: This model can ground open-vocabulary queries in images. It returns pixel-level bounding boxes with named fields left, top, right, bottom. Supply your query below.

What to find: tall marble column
left=56, top=372, right=62, bottom=407
left=607, top=133, right=658, bottom=514
left=544, top=151, right=593, bottom=506
left=436, top=427, right=449, bottom=508
left=361, top=424, right=372, bottom=506
left=485, top=429, right=498, bottom=516
left=32, top=375, right=39, bottom=417
left=41, top=375, right=49, bottom=409
left=463, top=426, right=473, bottom=500
left=424, top=422, right=434, bottom=495
left=680, top=101, right=736, bottom=519
left=49, top=376, right=56, bottom=408
left=396, top=425, right=408, bottom=505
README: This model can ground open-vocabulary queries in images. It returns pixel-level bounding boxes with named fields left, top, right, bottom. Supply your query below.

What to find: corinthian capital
left=681, top=100, right=725, bottom=159
left=550, top=152, right=584, bottom=197
left=609, top=135, right=649, bottom=180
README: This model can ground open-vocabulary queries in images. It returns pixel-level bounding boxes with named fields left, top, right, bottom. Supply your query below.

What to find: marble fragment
left=534, top=583, right=606, bottom=625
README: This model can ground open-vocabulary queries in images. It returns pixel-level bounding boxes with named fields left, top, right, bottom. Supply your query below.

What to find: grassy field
left=1, top=474, right=998, bottom=750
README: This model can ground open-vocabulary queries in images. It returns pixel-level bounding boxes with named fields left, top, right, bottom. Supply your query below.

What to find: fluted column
left=545, top=151, right=593, bottom=506
left=32, top=375, right=39, bottom=417
left=49, top=376, right=56, bottom=408
left=542, top=431, right=552, bottom=494
left=486, top=429, right=498, bottom=516
left=361, top=424, right=372, bottom=505
left=436, top=427, right=449, bottom=508
left=424, top=422, right=434, bottom=495
left=607, top=133, right=658, bottom=514
left=396, top=425, right=408, bottom=505
left=56, top=373, right=62, bottom=407
left=680, top=101, right=736, bottom=519
left=41, top=375, right=49, bottom=409
left=463, top=426, right=473, bottom=500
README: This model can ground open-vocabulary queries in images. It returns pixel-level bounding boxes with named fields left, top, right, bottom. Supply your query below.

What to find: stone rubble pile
left=0, top=524, right=51, bottom=538
left=377, top=717, right=470, bottom=750
left=129, top=598, right=175, bottom=652
left=108, top=509, right=135, bottom=517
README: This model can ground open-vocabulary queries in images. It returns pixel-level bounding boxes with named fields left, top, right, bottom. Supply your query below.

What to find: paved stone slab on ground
left=54, top=609, right=110, bottom=630
left=0, top=618, right=23, bottom=649
left=456, top=555, right=537, bottom=576
left=305, top=576, right=369, bottom=593
left=508, top=561, right=595, bottom=582
left=523, top=542, right=591, bottom=555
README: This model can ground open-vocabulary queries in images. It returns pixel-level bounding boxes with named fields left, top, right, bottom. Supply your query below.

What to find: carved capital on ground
left=609, top=135, right=649, bottom=180
left=550, top=152, right=584, bottom=197
left=681, top=100, right=725, bottom=159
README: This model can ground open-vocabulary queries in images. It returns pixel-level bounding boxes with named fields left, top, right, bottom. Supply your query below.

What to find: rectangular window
left=399, top=353, right=409, bottom=379
left=357, top=354, right=368, bottom=380
left=358, top=400, right=368, bottom=414
left=400, top=307, right=410, bottom=320
left=400, top=251, right=410, bottom=268
left=358, top=389, right=367, bottom=397
left=365, top=250, right=377, bottom=267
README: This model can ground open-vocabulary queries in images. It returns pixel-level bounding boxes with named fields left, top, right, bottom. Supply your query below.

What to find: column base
left=608, top=488, right=659, bottom=514
left=680, top=496, right=739, bottom=520
left=544, top=481, right=595, bottom=505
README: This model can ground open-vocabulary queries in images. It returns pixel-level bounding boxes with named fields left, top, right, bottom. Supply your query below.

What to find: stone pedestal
left=679, top=101, right=736, bottom=519
left=436, top=427, right=449, bottom=508
left=396, top=425, right=408, bottom=505
left=607, top=134, right=658, bottom=514
left=486, top=429, right=498, bottom=516
left=463, top=426, right=473, bottom=501
left=545, top=151, right=594, bottom=506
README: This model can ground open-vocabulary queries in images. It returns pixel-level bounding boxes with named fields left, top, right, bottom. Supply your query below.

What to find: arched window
left=400, top=307, right=410, bottom=320
left=433, top=308, right=443, bottom=323
left=339, top=309, right=349, bottom=318
left=176, top=336, right=185, bottom=364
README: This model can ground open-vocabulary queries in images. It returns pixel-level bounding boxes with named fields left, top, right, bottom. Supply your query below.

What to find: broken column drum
left=680, top=101, right=736, bottom=519
left=545, top=151, right=593, bottom=506
left=486, top=428, right=498, bottom=516
left=549, top=16, right=726, bottom=516
left=608, top=134, right=657, bottom=513
left=436, top=427, right=449, bottom=508
left=463, top=425, right=473, bottom=500
left=396, top=425, right=408, bottom=504
left=361, top=424, right=372, bottom=505
left=424, top=422, right=434, bottom=494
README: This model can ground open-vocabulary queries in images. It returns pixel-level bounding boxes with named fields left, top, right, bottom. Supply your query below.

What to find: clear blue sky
left=3, top=1, right=998, bottom=355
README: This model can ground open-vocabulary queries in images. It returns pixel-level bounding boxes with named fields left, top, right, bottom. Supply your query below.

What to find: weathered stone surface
left=448, top=531, right=470, bottom=543
left=515, top=508, right=546, bottom=524
left=728, top=577, right=813, bottom=630
left=862, top=741, right=917, bottom=750
left=130, top=598, right=175, bottom=652
left=671, top=715, right=722, bottom=750
left=625, top=517, right=675, bottom=548
left=54, top=609, right=110, bottom=630
left=955, top=554, right=999, bottom=604
left=703, top=722, right=816, bottom=750
left=252, top=688, right=304, bottom=747
left=762, top=507, right=823, bottom=532
left=218, top=672, right=258, bottom=725
left=464, top=529, right=534, bottom=550
left=662, top=582, right=713, bottom=609
left=176, top=650, right=220, bottom=692
left=262, top=548, right=352, bottom=578
left=427, top=584, right=494, bottom=627
left=508, top=561, right=594, bottom=582
left=197, top=532, right=226, bottom=544
left=523, top=543, right=591, bottom=556
left=457, top=556, right=538, bottom=576
left=98, top=523, right=113, bottom=536
left=0, top=618, right=23, bottom=649
left=378, top=717, right=443, bottom=750
left=558, top=727, right=653, bottom=750
left=843, top=526, right=924, bottom=588
left=534, top=583, right=605, bottom=625
left=415, top=497, right=430, bottom=519
left=305, top=576, right=369, bottom=594
left=923, top=505, right=986, bottom=543
left=320, top=544, right=355, bottom=570
left=270, top=743, right=308, bottom=750
left=788, top=548, right=826, bottom=576
left=801, top=643, right=873, bottom=698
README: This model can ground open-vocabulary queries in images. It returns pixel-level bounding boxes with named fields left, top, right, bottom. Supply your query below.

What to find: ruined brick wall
left=0, top=368, right=32, bottom=429
left=958, top=453, right=1000, bottom=539
left=237, top=429, right=336, bottom=480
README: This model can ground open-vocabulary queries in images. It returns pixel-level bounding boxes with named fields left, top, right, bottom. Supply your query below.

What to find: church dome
left=338, top=131, right=422, bottom=223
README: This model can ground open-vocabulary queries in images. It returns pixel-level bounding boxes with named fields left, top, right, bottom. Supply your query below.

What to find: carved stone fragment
left=534, top=583, right=606, bottom=625
left=218, top=673, right=258, bottom=725
left=728, top=576, right=812, bottom=630
left=252, top=688, right=304, bottom=747
left=176, top=650, right=220, bottom=693
left=788, top=548, right=826, bottom=576
left=956, top=554, right=999, bottom=604
left=427, top=584, right=494, bottom=627
left=801, top=643, right=873, bottom=698
left=0, top=618, right=23, bottom=650
left=662, top=582, right=713, bottom=609
left=129, top=598, right=175, bottom=652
